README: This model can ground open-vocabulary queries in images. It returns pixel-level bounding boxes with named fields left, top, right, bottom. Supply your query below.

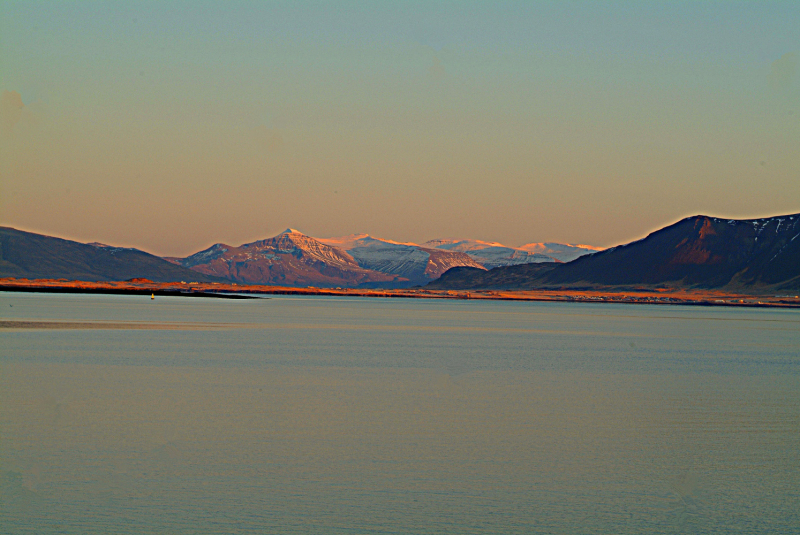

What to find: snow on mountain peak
left=518, top=243, right=604, bottom=262
left=319, top=234, right=419, bottom=250
left=422, top=238, right=506, bottom=252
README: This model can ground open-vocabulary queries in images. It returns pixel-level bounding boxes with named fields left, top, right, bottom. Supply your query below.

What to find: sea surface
left=1, top=292, right=798, bottom=534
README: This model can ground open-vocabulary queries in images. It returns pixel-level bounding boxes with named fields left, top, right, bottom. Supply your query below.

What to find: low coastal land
left=1, top=278, right=799, bottom=308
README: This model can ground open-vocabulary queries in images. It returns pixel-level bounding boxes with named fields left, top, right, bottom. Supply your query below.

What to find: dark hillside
left=0, top=227, right=221, bottom=283
left=425, top=263, right=558, bottom=290
left=541, top=214, right=800, bottom=290
left=426, top=214, right=800, bottom=292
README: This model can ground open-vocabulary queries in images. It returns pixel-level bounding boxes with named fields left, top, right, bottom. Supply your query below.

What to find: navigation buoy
left=151, top=293, right=155, bottom=300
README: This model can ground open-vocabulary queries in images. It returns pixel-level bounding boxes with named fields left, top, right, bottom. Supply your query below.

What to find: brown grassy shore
left=1, top=278, right=799, bottom=308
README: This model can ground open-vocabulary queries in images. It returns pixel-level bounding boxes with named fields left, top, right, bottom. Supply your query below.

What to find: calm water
left=1, top=292, right=798, bottom=534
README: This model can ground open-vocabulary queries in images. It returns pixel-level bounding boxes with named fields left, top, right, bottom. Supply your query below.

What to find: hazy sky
left=1, top=1, right=798, bottom=256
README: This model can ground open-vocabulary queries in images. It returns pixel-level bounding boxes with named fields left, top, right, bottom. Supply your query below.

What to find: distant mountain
left=0, top=227, right=219, bottom=283
left=172, top=232, right=596, bottom=286
left=425, top=264, right=558, bottom=290
left=169, top=229, right=404, bottom=288
left=318, top=234, right=486, bottom=283
left=517, top=242, right=605, bottom=262
left=422, top=238, right=560, bottom=268
left=427, top=214, right=800, bottom=292
left=319, top=233, right=419, bottom=250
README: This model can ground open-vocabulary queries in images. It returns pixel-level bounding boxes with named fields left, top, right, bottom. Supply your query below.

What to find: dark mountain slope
left=425, top=263, right=558, bottom=290
left=541, top=214, right=800, bottom=290
left=426, top=214, right=800, bottom=292
left=0, top=227, right=220, bottom=283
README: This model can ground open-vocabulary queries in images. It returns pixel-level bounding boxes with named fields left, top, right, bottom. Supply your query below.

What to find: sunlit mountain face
left=318, top=234, right=486, bottom=283
left=168, top=229, right=406, bottom=288
left=171, top=229, right=595, bottom=288
left=4, top=213, right=799, bottom=292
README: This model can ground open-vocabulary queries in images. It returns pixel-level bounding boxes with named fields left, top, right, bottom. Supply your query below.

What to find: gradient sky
left=1, top=1, right=798, bottom=256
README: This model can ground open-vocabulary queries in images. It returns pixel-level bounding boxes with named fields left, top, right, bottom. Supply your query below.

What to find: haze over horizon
left=2, top=1, right=798, bottom=257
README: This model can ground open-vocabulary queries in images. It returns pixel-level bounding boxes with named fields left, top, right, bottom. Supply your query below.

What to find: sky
left=1, top=1, right=798, bottom=256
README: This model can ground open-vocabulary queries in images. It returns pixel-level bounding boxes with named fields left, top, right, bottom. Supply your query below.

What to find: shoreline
left=0, top=285, right=257, bottom=299
left=1, top=278, right=799, bottom=309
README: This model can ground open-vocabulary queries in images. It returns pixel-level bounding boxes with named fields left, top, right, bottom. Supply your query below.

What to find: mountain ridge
left=0, top=227, right=220, bottom=283
left=5, top=214, right=796, bottom=292
left=167, top=229, right=405, bottom=288
left=427, top=213, right=800, bottom=292
left=317, top=234, right=486, bottom=282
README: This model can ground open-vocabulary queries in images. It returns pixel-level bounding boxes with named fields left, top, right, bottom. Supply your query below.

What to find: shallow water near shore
left=1, top=291, right=799, bottom=534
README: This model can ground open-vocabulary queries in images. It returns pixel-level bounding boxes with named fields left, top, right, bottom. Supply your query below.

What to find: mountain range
left=428, top=213, right=800, bottom=292
left=164, top=230, right=599, bottom=287
left=317, top=234, right=486, bottom=282
left=1, top=226, right=598, bottom=287
left=5, top=213, right=796, bottom=293
left=422, top=239, right=602, bottom=265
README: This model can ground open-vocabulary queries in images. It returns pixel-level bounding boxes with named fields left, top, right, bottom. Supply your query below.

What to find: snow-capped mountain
left=319, top=233, right=419, bottom=250
left=169, top=229, right=602, bottom=287
left=423, top=238, right=603, bottom=265
left=518, top=242, right=604, bottom=262
left=422, top=239, right=560, bottom=268
left=168, top=229, right=404, bottom=287
left=318, top=234, right=486, bottom=282
left=422, top=238, right=507, bottom=251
